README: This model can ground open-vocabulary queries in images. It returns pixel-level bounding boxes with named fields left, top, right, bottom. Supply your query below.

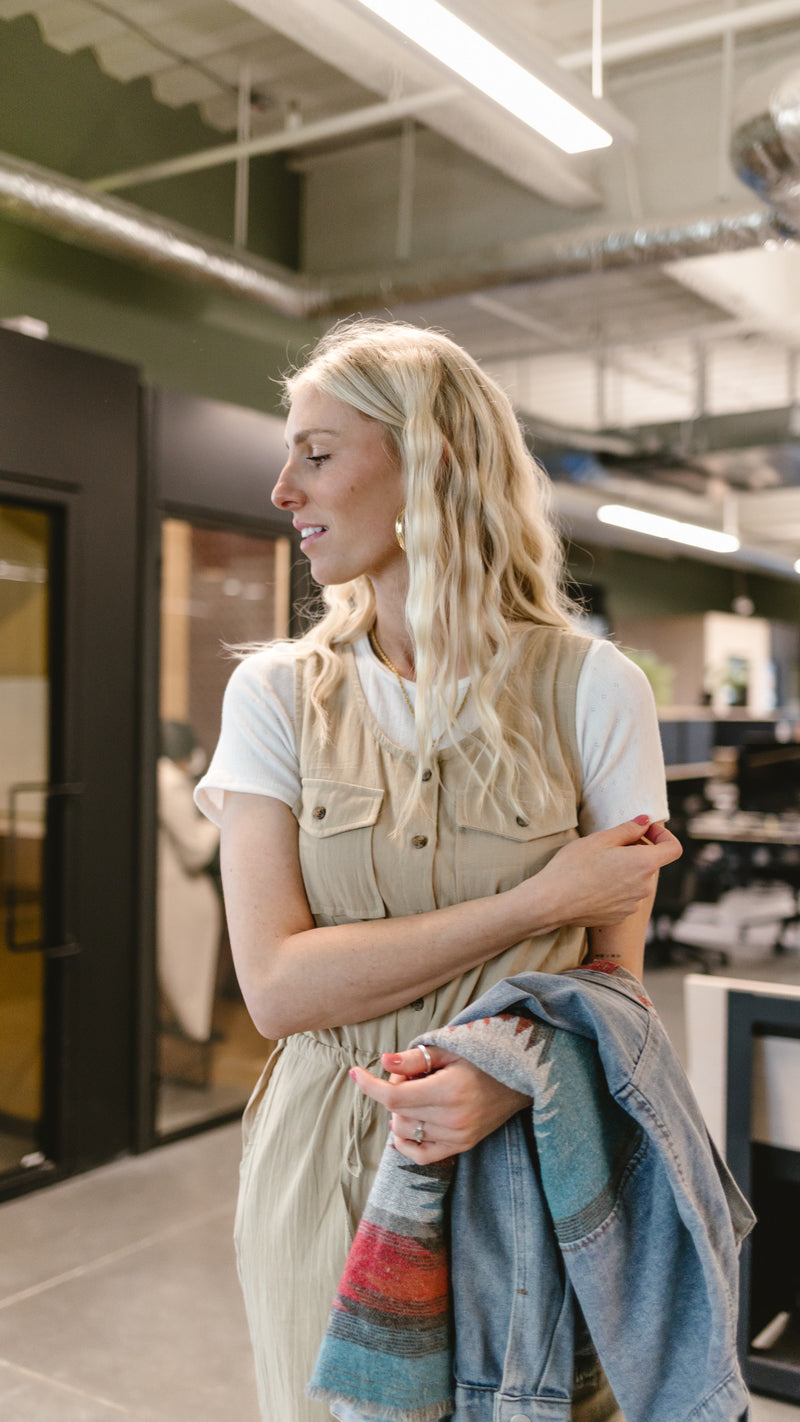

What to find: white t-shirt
left=196, top=635, right=669, bottom=835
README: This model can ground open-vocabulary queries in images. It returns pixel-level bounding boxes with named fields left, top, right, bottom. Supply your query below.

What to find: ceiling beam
left=560, top=0, right=800, bottom=72
left=233, top=0, right=604, bottom=206
left=90, top=86, right=459, bottom=192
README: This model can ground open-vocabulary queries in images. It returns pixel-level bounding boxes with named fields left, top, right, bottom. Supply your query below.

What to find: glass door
left=156, top=518, right=291, bottom=1136
left=0, top=503, right=52, bottom=1175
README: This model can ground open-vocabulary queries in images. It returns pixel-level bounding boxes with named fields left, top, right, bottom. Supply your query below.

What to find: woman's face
left=273, top=381, right=407, bottom=589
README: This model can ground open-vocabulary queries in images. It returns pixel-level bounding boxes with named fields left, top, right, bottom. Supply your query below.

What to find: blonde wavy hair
left=283, top=318, right=579, bottom=823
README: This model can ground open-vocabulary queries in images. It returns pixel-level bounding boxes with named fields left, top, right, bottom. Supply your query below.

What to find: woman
left=195, top=319, right=680, bottom=1421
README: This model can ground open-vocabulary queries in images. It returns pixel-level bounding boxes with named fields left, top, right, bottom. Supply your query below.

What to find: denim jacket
left=311, top=966, right=754, bottom=1422
left=436, top=966, right=754, bottom=1422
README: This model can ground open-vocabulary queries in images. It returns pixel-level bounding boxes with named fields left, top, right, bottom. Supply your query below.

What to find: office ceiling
left=4, top=0, right=800, bottom=574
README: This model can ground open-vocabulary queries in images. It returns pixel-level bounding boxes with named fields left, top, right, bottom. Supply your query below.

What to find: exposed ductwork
left=318, top=211, right=779, bottom=313
left=0, top=151, right=325, bottom=319
left=731, top=59, right=800, bottom=230
left=0, top=148, right=784, bottom=320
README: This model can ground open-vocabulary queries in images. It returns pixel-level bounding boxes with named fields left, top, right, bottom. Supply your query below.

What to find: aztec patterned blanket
left=308, top=965, right=752, bottom=1422
left=307, top=1007, right=587, bottom=1422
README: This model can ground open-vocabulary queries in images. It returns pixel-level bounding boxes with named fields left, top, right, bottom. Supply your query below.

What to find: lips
left=297, top=525, right=328, bottom=547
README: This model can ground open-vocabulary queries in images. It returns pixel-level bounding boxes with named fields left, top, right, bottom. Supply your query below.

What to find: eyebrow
left=286, top=426, right=339, bottom=448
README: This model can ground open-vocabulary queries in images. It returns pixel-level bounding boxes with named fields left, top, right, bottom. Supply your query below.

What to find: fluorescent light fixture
left=351, top=0, right=613, bottom=154
left=597, top=505, right=741, bottom=554
left=1, top=315, right=49, bottom=339
left=795, top=558, right=800, bottom=574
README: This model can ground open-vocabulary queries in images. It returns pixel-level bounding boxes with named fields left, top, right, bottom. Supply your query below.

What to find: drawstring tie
left=344, top=1064, right=382, bottom=1178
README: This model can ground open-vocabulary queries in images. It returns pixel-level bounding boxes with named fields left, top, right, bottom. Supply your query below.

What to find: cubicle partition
left=686, top=975, right=800, bottom=1402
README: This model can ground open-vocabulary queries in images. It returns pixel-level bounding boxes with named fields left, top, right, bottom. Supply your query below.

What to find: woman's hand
left=521, top=816, right=681, bottom=932
left=351, top=1044, right=530, bottom=1164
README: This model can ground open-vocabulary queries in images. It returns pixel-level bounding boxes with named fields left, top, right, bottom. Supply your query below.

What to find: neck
left=371, top=584, right=415, bottom=678
left=371, top=619, right=415, bottom=680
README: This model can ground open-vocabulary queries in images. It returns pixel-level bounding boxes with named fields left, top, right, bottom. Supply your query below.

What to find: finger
left=392, top=1134, right=456, bottom=1165
left=602, top=815, right=653, bottom=846
left=391, top=1109, right=458, bottom=1142
left=380, top=1044, right=456, bottom=1078
left=390, top=1114, right=442, bottom=1146
left=350, top=1065, right=442, bottom=1112
left=645, top=822, right=683, bottom=861
left=350, top=1065, right=392, bottom=1103
left=354, top=1056, right=477, bottom=1117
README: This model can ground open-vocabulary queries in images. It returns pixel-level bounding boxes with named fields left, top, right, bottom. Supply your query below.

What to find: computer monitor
left=737, top=740, right=800, bottom=814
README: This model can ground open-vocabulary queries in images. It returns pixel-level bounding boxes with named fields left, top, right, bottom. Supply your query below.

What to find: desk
left=664, top=761, right=715, bottom=783
left=680, top=813, right=800, bottom=960
left=688, top=811, right=800, bottom=846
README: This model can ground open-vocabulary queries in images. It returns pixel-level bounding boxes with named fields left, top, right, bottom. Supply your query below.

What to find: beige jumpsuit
left=234, top=627, right=621, bottom=1421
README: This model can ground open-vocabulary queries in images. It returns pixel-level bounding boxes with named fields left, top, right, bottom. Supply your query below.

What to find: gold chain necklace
left=369, top=627, right=471, bottom=727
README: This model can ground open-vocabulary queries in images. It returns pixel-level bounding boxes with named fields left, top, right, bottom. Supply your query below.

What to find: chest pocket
left=454, top=788, right=578, bottom=902
left=297, top=778, right=386, bottom=924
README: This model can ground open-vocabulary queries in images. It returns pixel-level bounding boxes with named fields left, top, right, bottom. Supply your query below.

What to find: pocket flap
left=455, top=788, right=576, bottom=842
left=298, top=779, right=384, bottom=838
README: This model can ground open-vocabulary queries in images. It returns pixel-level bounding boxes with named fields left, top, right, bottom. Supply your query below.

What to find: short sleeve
left=194, top=647, right=299, bottom=825
left=576, top=640, right=670, bottom=835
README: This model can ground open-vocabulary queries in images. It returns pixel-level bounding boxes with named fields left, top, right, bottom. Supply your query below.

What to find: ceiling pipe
left=317, top=208, right=780, bottom=313
left=0, top=151, right=324, bottom=318
left=561, top=0, right=800, bottom=72
left=0, top=150, right=782, bottom=321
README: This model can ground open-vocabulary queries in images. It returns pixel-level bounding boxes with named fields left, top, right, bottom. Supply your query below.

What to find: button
left=410, top=997, right=424, bottom=1011
left=421, top=768, right=432, bottom=782
left=509, top=1415, right=531, bottom=1422
left=411, top=834, right=428, bottom=848
left=515, top=815, right=528, bottom=827
left=312, top=806, right=327, bottom=820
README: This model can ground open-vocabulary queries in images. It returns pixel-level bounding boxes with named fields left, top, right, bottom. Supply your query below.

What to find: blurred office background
left=2, top=2, right=800, bottom=1414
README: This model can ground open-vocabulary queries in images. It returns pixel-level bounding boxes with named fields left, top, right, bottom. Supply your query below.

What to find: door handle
left=5, top=781, right=83, bottom=956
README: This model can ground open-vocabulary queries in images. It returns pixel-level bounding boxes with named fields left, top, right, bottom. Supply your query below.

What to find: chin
left=306, top=560, right=352, bottom=588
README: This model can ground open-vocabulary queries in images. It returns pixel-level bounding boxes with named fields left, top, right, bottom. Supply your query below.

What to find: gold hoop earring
left=395, top=507, right=406, bottom=552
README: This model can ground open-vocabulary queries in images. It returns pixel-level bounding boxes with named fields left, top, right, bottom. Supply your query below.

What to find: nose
left=271, top=456, right=303, bottom=510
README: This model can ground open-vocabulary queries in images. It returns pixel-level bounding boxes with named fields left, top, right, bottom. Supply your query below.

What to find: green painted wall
left=569, top=541, right=800, bottom=627
left=0, top=15, right=299, bottom=259
left=0, top=16, right=317, bottom=410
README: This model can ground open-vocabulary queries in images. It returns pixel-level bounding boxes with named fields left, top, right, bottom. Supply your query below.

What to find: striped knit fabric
left=307, top=1007, right=609, bottom=1422
left=307, top=1144, right=456, bottom=1422
left=307, top=1009, right=560, bottom=1422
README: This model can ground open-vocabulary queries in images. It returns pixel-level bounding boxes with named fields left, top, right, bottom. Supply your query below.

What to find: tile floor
left=0, top=1126, right=260, bottom=1421
left=1, top=956, right=799, bottom=1421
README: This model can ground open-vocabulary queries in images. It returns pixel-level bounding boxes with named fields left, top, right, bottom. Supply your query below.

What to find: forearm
left=222, top=795, right=678, bottom=1038
left=585, top=886, right=656, bottom=980
left=226, top=872, right=563, bottom=1039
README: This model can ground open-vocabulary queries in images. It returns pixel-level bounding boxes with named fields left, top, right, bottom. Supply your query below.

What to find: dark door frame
left=134, top=386, right=305, bottom=1152
left=0, top=328, right=142, bottom=1200
left=0, top=337, right=312, bottom=1187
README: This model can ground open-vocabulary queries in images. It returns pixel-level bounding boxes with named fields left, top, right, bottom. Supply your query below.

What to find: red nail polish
left=634, top=814, right=650, bottom=825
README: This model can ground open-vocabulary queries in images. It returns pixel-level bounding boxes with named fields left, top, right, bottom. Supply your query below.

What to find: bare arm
left=351, top=822, right=674, bottom=1162
left=584, top=892, right=654, bottom=979
left=353, top=856, right=664, bottom=1164
left=584, top=823, right=673, bottom=978
left=221, top=794, right=680, bottom=1038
